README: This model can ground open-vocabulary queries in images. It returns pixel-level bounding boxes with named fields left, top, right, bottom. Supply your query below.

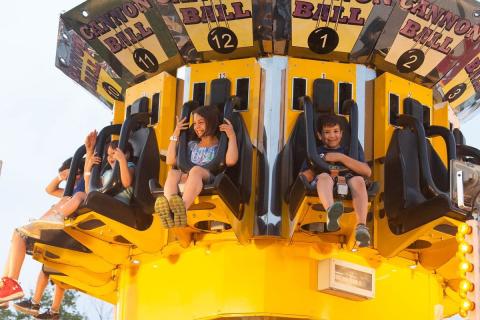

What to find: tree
left=0, top=288, right=86, bottom=319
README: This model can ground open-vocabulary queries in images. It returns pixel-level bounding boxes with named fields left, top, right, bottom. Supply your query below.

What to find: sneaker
left=36, top=309, right=60, bottom=320
left=355, top=223, right=371, bottom=247
left=26, top=213, right=65, bottom=230
left=154, top=196, right=174, bottom=228
left=13, top=298, right=40, bottom=316
left=17, top=223, right=42, bottom=240
left=0, top=277, right=24, bottom=303
left=325, top=202, right=344, bottom=232
left=169, top=195, right=187, bottom=227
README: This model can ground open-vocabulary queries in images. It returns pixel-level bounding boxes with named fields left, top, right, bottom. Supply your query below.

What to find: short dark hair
left=107, top=140, right=134, bottom=159
left=58, top=157, right=72, bottom=172
left=192, top=105, right=219, bottom=137
left=59, top=157, right=85, bottom=174
left=317, top=114, right=343, bottom=133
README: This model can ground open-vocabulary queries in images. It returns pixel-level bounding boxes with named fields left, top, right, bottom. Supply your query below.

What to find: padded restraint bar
left=88, top=124, right=123, bottom=194
left=64, top=145, right=86, bottom=197
left=177, top=97, right=238, bottom=175
left=210, top=78, right=231, bottom=108
left=395, top=114, right=445, bottom=197
left=92, top=112, right=150, bottom=195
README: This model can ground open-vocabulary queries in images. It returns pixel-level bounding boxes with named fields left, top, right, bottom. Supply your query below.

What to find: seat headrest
left=403, top=98, right=424, bottom=124
left=210, top=78, right=231, bottom=108
left=453, top=128, right=466, bottom=145
left=127, top=97, right=149, bottom=117
left=313, top=79, right=334, bottom=114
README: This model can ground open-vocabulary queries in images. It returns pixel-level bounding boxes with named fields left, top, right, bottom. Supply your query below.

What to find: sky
left=0, top=1, right=479, bottom=320
left=0, top=1, right=113, bottom=318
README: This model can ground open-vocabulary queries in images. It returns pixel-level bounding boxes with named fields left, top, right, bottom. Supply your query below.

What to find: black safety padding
left=223, top=111, right=253, bottom=203
left=313, top=79, right=334, bottom=113
left=341, top=99, right=359, bottom=160
left=389, top=93, right=399, bottom=125
left=453, top=128, right=466, bottom=145
left=130, top=97, right=149, bottom=115
left=151, top=93, right=160, bottom=125
left=425, top=125, right=457, bottom=193
left=177, top=98, right=237, bottom=175
left=271, top=114, right=307, bottom=216
left=457, top=145, right=480, bottom=165
left=422, top=105, right=431, bottom=128
left=338, top=83, right=353, bottom=114
left=83, top=191, right=153, bottom=230
left=64, top=145, right=86, bottom=197
left=193, top=82, right=206, bottom=106
left=236, top=78, right=250, bottom=110
left=39, top=230, right=91, bottom=253
left=131, top=127, right=160, bottom=214
left=302, top=96, right=331, bottom=174
left=90, top=112, right=150, bottom=195
left=210, top=78, right=231, bottom=108
left=292, top=78, right=307, bottom=110
left=396, top=115, right=444, bottom=197
left=89, top=124, right=122, bottom=194
left=403, top=98, right=424, bottom=123
left=384, top=114, right=465, bottom=234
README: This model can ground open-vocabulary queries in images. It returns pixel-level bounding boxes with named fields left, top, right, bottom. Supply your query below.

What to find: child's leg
left=32, top=270, right=49, bottom=304
left=163, top=169, right=182, bottom=199
left=182, top=166, right=210, bottom=209
left=39, top=197, right=71, bottom=219
left=348, top=176, right=368, bottom=224
left=7, top=231, right=27, bottom=280
left=315, top=173, right=335, bottom=210
left=50, top=285, right=65, bottom=312
left=56, top=192, right=87, bottom=218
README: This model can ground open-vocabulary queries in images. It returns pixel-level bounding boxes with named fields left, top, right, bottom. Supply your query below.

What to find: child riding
left=155, top=105, right=238, bottom=228
left=301, top=114, right=372, bottom=247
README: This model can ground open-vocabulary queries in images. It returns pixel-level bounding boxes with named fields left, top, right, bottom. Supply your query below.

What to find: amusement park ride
left=29, top=0, right=480, bottom=318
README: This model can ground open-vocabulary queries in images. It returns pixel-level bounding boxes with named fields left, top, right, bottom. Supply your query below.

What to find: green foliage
left=0, top=288, right=85, bottom=320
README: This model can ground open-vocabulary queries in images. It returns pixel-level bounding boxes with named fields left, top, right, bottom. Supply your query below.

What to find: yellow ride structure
left=30, top=0, right=480, bottom=319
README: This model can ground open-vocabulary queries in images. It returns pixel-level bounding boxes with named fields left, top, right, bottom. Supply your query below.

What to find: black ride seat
left=453, top=128, right=480, bottom=165
left=150, top=78, right=253, bottom=243
left=272, top=78, right=378, bottom=239
left=384, top=98, right=466, bottom=234
left=75, top=97, right=160, bottom=231
left=150, top=98, right=253, bottom=230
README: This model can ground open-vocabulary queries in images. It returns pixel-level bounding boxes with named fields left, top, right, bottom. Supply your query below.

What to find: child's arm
left=166, top=116, right=189, bottom=166
left=45, top=169, right=68, bottom=197
left=83, top=154, right=101, bottom=193
left=113, top=148, right=134, bottom=188
left=325, top=153, right=371, bottom=177
left=220, top=119, right=238, bottom=167
left=84, top=130, right=97, bottom=158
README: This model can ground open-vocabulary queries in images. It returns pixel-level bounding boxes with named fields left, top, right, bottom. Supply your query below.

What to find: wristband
left=169, top=135, right=178, bottom=141
left=84, top=172, right=91, bottom=176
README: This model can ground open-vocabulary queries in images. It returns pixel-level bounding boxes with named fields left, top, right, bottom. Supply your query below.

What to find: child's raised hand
left=85, top=154, right=101, bottom=171
left=58, top=169, right=70, bottom=181
left=173, top=116, right=189, bottom=138
left=219, top=119, right=235, bottom=139
left=112, top=148, right=126, bottom=162
left=84, top=130, right=97, bottom=154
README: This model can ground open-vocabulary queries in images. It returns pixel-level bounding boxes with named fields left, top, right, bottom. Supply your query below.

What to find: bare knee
left=166, top=169, right=182, bottom=181
left=348, top=176, right=367, bottom=195
left=188, top=166, right=209, bottom=179
left=316, top=173, right=334, bottom=187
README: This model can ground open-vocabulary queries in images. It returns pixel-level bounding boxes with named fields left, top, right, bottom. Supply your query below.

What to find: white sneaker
left=16, top=224, right=42, bottom=240
left=26, top=213, right=65, bottom=230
